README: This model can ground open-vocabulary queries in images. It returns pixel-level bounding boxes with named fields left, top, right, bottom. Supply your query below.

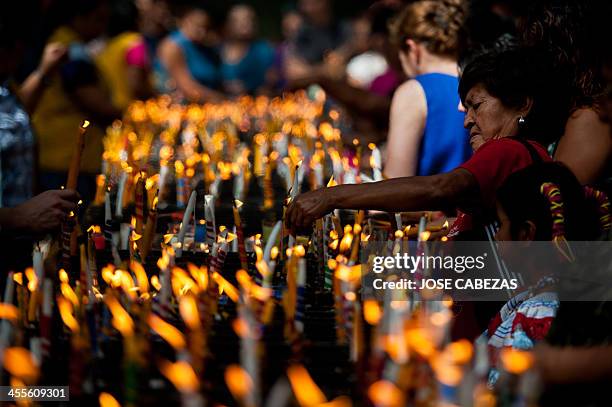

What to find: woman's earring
left=518, top=116, right=526, bottom=125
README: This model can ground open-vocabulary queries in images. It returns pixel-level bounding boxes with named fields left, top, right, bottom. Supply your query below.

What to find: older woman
left=287, top=47, right=568, bottom=237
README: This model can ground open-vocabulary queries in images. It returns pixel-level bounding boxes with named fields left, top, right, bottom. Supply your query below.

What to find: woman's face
left=227, top=5, right=256, bottom=41
left=462, top=83, right=524, bottom=151
left=181, top=10, right=210, bottom=45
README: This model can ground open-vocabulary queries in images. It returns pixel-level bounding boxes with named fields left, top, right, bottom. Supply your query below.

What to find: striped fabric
left=483, top=289, right=559, bottom=386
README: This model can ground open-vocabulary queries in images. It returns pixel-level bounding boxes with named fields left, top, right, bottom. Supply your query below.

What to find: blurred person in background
left=287, top=2, right=402, bottom=145
left=520, top=0, right=612, bottom=186
left=383, top=0, right=471, bottom=178
left=135, top=0, right=173, bottom=91
left=0, top=2, right=81, bottom=274
left=344, top=13, right=389, bottom=90
left=271, top=7, right=303, bottom=91
left=284, top=0, right=351, bottom=84
left=32, top=0, right=121, bottom=202
left=97, top=0, right=154, bottom=111
left=220, top=4, right=274, bottom=96
left=157, top=2, right=224, bottom=102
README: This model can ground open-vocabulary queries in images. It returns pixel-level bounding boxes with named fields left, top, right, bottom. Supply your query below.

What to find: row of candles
left=0, top=92, right=538, bottom=406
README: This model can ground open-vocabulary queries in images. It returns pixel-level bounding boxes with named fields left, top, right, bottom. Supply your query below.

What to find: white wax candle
left=176, top=190, right=197, bottom=258
left=263, top=221, right=282, bottom=264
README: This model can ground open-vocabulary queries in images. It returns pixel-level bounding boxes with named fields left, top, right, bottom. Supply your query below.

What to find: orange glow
left=99, top=392, right=121, bottom=407
left=287, top=365, right=327, bottom=406
left=187, top=263, right=208, bottom=291
left=420, top=231, right=431, bottom=241
left=406, top=328, right=436, bottom=359
left=327, top=176, right=337, bottom=187
left=25, top=268, right=37, bottom=292
left=293, top=244, right=306, bottom=257
left=13, top=272, right=23, bottom=286
left=363, top=299, right=382, bottom=326
left=3, top=347, right=39, bottom=383
left=148, top=314, right=186, bottom=350
left=367, top=380, right=404, bottom=407
left=335, top=265, right=361, bottom=283
left=150, top=275, right=162, bottom=291
left=60, top=283, right=79, bottom=307
left=57, top=297, right=79, bottom=333
left=0, top=303, right=18, bottom=323
left=225, top=364, right=253, bottom=400
left=212, top=272, right=239, bottom=302
left=339, top=232, right=353, bottom=253
left=446, top=340, right=473, bottom=365
left=179, top=294, right=201, bottom=330
left=500, top=348, right=534, bottom=374
left=105, top=295, right=134, bottom=337
left=159, top=360, right=199, bottom=393
left=131, top=261, right=149, bottom=294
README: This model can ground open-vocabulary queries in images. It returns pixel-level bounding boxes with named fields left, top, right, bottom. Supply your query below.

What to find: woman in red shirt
left=287, top=47, right=570, bottom=237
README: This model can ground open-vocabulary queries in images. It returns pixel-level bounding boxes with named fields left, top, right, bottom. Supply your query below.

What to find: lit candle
left=66, top=120, right=90, bottom=190
left=204, top=195, right=216, bottom=247
left=233, top=199, right=249, bottom=270
left=176, top=190, right=197, bottom=258
left=369, top=143, right=383, bottom=181
left=93, top=174, right=106, bottom=205
left=140, top=193, right=159, bottom=263
left=115, top=170, right=128, bottom=217
left=263, top=221, right=282, bottom=264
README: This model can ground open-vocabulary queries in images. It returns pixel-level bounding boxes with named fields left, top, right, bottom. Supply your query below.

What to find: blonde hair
left=389, top=0, right=465, bottom=58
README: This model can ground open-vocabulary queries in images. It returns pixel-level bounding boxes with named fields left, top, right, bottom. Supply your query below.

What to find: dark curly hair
left=459, top=46, right=572, bottom=145
left=520, top=0, right=607, bottom=110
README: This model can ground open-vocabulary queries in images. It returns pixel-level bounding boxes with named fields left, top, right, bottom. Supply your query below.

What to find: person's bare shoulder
left=391, top=79, right=427, bottom=114
left=566, top=106, right=610, bottom=134
left=158, top=37, right=182, bottom=62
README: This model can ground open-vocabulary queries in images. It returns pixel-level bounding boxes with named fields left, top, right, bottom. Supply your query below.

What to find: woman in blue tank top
left=157, top=5, right=223, bottom=103
left=384, top=0, right=471, bottom=177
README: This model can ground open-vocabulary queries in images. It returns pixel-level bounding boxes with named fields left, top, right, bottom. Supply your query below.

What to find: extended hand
left=38, top=42, right=68, bottom=77
left=6, top=189, right=79, bottom=234
left=286, top=188, right=334, bottom=234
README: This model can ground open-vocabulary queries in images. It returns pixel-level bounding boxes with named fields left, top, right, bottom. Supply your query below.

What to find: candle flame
left=99, top=392, right=121, bottom=407
left=57, top=297, right=79, bottom=333
left=130, top=261, right=149, bottom=294
left=212, top=272, right=239, bottom=302
left=148, top=314, right=186, bottom=350
left=270, top=246, right=279, bottom=260
left=367, top=380, right=404, bottom=407
left=500, top=348, right=533, bottom=374
left=187, top=263, right=208, bottom=291
left=225, top=364, right=253, bottom=400
left=287, top=364, right=327, bottom=406
left=179, top=294, right=201, bottom=330
left=0, top=303, right=18, bottom=323
left=327, top=176, right=337, bottom=188
left=81, top=120, right=90, bottom=129
left=61, top=283, right=79, bottom=307
left=3, top=347, right=39, bottom=384
left=363, top=299, right=382, bottom=326
left=105, top=294, right=134, bottom=337
left=159, top=360, right=199, bottom=393
left=150, top=275, right=162, bottom=291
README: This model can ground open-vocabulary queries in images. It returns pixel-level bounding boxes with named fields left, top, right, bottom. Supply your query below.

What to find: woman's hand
left=0, top=189, right=79, bottom=234
left=286, top=188, right=335, bottom=234
left=38, top=42, right=68, bottom=78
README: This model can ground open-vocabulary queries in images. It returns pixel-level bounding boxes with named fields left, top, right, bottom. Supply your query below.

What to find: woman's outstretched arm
left=286, top=168, right=477, bottom=233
